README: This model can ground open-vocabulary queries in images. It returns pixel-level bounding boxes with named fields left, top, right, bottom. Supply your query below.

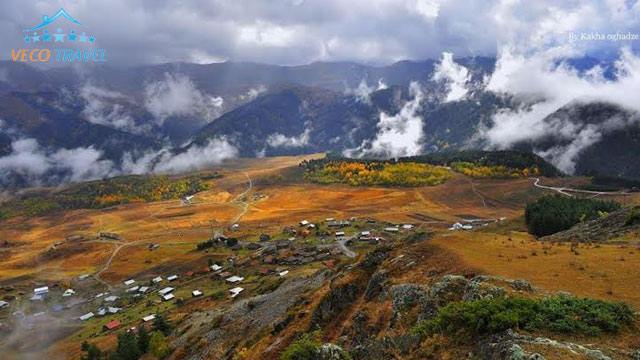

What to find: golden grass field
left=1, top=153, right=640, bottom=359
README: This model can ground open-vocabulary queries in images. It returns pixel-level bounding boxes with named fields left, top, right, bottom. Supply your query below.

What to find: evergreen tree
left=137, top=326, right=150, bottom=353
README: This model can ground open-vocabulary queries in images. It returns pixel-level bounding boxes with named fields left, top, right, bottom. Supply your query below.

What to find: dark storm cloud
left=0, top=0, right=639, bottom=65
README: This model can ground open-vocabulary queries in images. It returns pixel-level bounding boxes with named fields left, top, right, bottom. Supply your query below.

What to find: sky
left=1, top=0, right=639, bottom=65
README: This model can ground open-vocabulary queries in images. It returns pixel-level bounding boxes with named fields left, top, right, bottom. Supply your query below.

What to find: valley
left=0, top=154, right=638, bottom=359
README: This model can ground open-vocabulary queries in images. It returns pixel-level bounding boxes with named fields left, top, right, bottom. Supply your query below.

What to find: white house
left=300, top=220, right=309, bottom=226
left=138, top=286, right=150, bottom=293
left=152, top=276, right=163, bottom=283
left=226, top=276, right=244, bottom=283
left=161, top=293, right=175, bottom=301
left=104, top=295, right=119, bottom=302
left=0, top=300, right=8, bottom=308
left=402, top=224, right=414, bottom=230
left=167, top=275, right=178, bottom=282
left=192, top=290, right=203, bottom=297
left=210, top=264, right=222, bottom=272
left=123, top=279, right=135, bottom=286
left=108, top=307, right=122, bottom=314
left=126, top=286, right=140, bottom=293
left=62, top=289, right=76, bottom=297
left=360, top=231, right=371, bottom=236
left=142, top=314, right=156, bottom=322
left=79, top=312, right=94, bottom=321
left=229, top=287, right=244, bottom=298
left=335, top=231, right=345, bottom=237
left=158, top=287, right=174, bottom=296
left=278, top=270, right=289, bottom=277
left=33, top=286, right=49, bottom=295
left=384, top=227, right=399, bottom=232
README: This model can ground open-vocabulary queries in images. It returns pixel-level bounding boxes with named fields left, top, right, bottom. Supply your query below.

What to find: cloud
left=480, top=46, right=640, bottom=173
left=238, top=85, right=267, bottom=102
left=0, top=138, right=116, bottom=186
left=346, top=81, right=424, bottom=158
left=347, top=79, right=388, bottom=104
left=266, top=127, right=311, bottom=148
left=144, top=73, right=224, bottom=124
left=432, top=52, right=471, bottom=102
left=0, top=137, right=238, bottom=187
left=80, top=84, right=153, bottom=135
left=2, top=1, right=637, bottom=65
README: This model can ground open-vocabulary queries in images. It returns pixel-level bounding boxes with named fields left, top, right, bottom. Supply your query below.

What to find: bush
left=624, top=206, right=640, bottom=226
left=412, top=295, right=634, bottom=338
left=280, top=332, right=321, bottom=360
left=525, top=195, right=620, bottom=237
left=148, top=331, right=171, bottom=358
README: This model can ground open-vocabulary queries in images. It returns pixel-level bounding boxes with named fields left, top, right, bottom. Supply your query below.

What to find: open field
left=1, top=154, right=640, bottom=359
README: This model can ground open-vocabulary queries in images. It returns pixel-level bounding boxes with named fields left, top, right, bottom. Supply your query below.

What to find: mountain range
left=0, top=55, right=638, bottom=188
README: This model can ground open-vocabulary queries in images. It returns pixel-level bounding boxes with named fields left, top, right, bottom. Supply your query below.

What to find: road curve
left=531, top=177, right=632, bottom=197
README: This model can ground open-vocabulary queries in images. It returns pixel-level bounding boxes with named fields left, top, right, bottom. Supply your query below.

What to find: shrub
left=280, top=332, right=321, bottom=360
left=624, top=206, right=640, bottom=226
left=412, top=295, right=634, bottom=338
left=525, top=195, right=620, bottom=237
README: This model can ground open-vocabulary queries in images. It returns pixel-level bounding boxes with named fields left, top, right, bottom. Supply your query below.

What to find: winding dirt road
left=531, top=177, right=633, bottom=197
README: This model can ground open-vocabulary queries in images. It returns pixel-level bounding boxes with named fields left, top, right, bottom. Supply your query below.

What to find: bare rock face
left=317, top=343, right=351, bottom=360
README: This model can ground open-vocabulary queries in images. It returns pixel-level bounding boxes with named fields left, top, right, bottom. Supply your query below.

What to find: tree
left=137, top=326, right=150, bottom=353
left=111, top=332, right=141, bottom=360
left=81, top=341, right=103, bottom=360
left=153, top=314, right=173, bottom=336
left=148, top=331, right=171, bottom=358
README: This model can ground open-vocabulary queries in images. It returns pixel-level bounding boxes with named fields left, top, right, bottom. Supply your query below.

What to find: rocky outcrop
left=364, top=269, right=388, bottom=301
left=311, top=282, right=361, bottom=329
left=317, top=343, right=351, bottom=360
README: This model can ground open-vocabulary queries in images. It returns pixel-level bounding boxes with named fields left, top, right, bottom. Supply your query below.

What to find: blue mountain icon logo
left=24, top=8, right=81, bottom=32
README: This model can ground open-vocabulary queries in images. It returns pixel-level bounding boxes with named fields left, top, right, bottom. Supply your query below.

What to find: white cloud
left=0, top=138, right=116, bottom=185
left=480, top=47, right=640, bottom=173
left=238, top=85, right=267, bottom=102
left=346, top=81, right=425, bottom=158
left=144, top=73, right=224, bottom=124
left=347, top=79, right=388, bottom=104
left=266, top=128, right=312, bottom=148
left=80, top=84, right=153, bottom=135
left=432, top=52, right=471, bottom=102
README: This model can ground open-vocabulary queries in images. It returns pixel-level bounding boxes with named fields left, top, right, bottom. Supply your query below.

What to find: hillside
left=1, top=155, right=639, bottom=359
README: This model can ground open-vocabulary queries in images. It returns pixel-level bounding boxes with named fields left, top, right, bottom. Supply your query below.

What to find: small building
left=30, top=294, right=44, bottom=301
left=360, top=231, right=371, bottom=236
left=152, top=276, right=163, bottom=283
left=148, top=243, right=160, bottom=251
left=103, top=319, right=121, bottom=331
left=335, top=231, right=345, bottom=237
left=278, top=270, right=289, bottom=277
left=226, top=276, right=244, bottom=283
left=192, top=290, right=203, bottom=297
left=62, top=289, right=75, bottom=297
left=210, top=264, right=222, bottom=272
left=78, top=274, right=91, bottom=280
left=0, top=300, right=8, bottom=309
left=142, top=314, right=156, bottom=322
left=33, top=286, right=49, bottom=296
left=402, top=224, right=414, bottom=230
left=384, top=227, right=399, bottom=233
left=158, top=287, right=174, bottom=296
left=229, top=287, right=244, bottom=298
left=167, top=275, right=178, bottom=282
left=104, top=295, right=119, bottom=302
left=108, top=307, right=121, bottom=314
left=231, top=223, right=240, bottom=231
left=79, top=312, right=94, bottom=321
left=126, top=286, right=140, bottom=293
left=138, top=286, right=150, bottom=294
left=161, top=293, right=175, bottom=301
left=299, top=220, right=309, bottom=226
left=123, top=279, right=135, bottom=286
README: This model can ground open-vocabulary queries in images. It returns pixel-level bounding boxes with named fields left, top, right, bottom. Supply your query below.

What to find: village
left=0, top=214, right=427, bottom=343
